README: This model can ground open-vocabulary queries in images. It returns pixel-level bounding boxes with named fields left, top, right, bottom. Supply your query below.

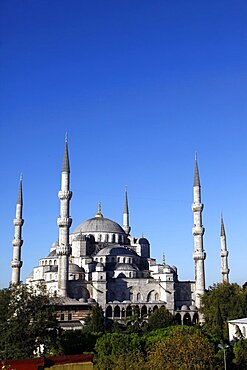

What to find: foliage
left=200, top=283, right=247, bottom=342
left=233, top=339, right=247, bottom=369
left=146, top=306, right=175, bottom=331
left=0, top=284, right=59, bottom=360
left=82, top=303, right=105, bottom=334
left=59, top=330, right=100, bottom=355
left=147, top=325, right=220, bottom=370
left=94, top=332, right=146, bottom=369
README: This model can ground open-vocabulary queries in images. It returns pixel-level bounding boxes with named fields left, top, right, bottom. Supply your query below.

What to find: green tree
left=233, top=339, right=247, bottom=369
left=146, top=326, right=220, bottom=370
left=146, top=306, right=175, bottom=331
left=94, top=332, right=145, bottom=370
left=83, top=303, right=105, bottom=334
left=0, top=284, right=59, bottom=360
left=201, top=283, right=247, bottom=342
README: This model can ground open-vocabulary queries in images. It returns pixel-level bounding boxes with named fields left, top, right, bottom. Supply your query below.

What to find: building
left=228, top=318, right=247, bottom=342
left=11, top=139, right=230, bottom=326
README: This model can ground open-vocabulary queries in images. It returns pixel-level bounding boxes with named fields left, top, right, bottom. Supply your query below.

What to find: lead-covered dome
left=73, top=217, right=125, bottom=234
left=96, top=246, right=137, bottom=256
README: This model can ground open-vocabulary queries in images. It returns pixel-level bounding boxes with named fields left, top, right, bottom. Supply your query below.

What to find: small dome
left=189, top=305, right=197, bottom=311
left=47, top=249, right=57, bottom=258
left=88, top=298, right=96, bottom=303
left=139, top=238, right=149, bottom=244
left=97, top=246, right=137, bottom=256
left=69, top=263, right=84, bottom=274
left=181, top=305, right=189, bottom=311
left=79, top=298, right=86, bottom=302
left=115, top=263, right=136, bottom=271
left=73, top=217, right=125, bottom=234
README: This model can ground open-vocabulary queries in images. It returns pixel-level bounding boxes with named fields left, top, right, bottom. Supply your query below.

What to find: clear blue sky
left=0, top=1, right=246, bottom=289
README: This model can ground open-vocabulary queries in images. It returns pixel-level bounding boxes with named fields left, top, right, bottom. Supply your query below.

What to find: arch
left=134, top=305, right=140, bottom=318
left=141, top=305, right=147, bottom=317
left=72, top=286, right=90, bottom=300
left=147, top=290, right=156, bottom=302
left=153, top=305, right=158, bottom=312
left=175, top=313, right=182, bottom=325
left=155, top=292, right=159, bottom=301
left=123, top=257, right=126, bottom=263
left=121, top=307, right=125, bottom=318
left=100, top=257, right=103, bottom=263
left=183, top=313, right=191, bottom=325
left=192, top=313, right=199, bottom=324
left=106, top=306, right=112, bottom=318
left=98, top=234, right=102, bottom=242
left=42, top=261, right=45, bottom=265
left=49, top=260, right=52, bottom=265
left=114, top=305, right=120, bottom=318
left=45, top=260, right=47, bottom=265
left=126, top=305, right=132, bottom=317
left=105, top=234, right=109, bottom=242
left=54, top=260, right=57, bottom=265
left=112, top=234, right=115, bottom=243
left=137, top=292, right=141, bottom=302
left=117, top=273, right=126, bottom=278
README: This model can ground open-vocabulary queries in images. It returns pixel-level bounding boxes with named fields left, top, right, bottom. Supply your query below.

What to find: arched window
left=126, top=305, right=132, bottom=317
left=141, top=305, right=147, bottom=317
left=112, top=234, right=115, bottom=243
left=45, top=260, right=47, bottom=265
left=105, top=234, right=109, bottom=242
left=183, top=313, right=191, bottom=325
left=193, top=313, right=199, bottom=324
left=49, top=260, right=52, bottom=265
left=54, top=260, right=57, bottom=265
left=137, top=293, right=141, bottom=302
left=123, top=258, right=126, bottom=263
left=155, top=292, right=159, bottom=301
left=114, top=306, right=120, bottom=318
left=106, top=306, right=112, bottom=318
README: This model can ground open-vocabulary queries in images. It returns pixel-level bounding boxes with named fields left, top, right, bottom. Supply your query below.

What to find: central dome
left=73, top=217, right=125, bottom=234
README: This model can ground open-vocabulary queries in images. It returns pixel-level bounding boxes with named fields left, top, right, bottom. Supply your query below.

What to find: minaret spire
left=57, top=135, right=73, bottom=297
left=220, top=215, right=230, bottom=283
left=11, top=175, right=24, bottom=285
left=123, top=187, right=131, bottom=235
left=192, top=155, right=206, bottom=310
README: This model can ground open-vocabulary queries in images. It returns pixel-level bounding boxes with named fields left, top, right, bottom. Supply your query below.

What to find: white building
left=10, top=139, right=230, bottom=326
left=228, top=318, right=247, bottom=342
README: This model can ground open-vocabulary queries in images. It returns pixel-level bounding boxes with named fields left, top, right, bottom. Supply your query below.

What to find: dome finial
left=95, top=200, right=103, bottom=218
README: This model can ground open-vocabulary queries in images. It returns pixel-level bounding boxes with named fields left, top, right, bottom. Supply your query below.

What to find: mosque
left=10, top=140, right=230, bottom=327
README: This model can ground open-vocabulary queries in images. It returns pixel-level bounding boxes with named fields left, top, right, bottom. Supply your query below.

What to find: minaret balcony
left=220, top=250, right=228, bottom=257
left=58, top=190, right=72, bottom=200
left=12, top=238, right=23, bottom=247
left=13, top=218, right=24, bottom=227
left=57, top=244, right=71, bottom=256
left=192, top=226, right=204, bottom=236
left=57, top=217, right=72, bottom=227
left=192, top=203, right=203, bottom=212
left=11, top=260, right=23, bottom=268
left=222, top=268, right=230, bottom=274
left=193, top=251, right=206, bottom=260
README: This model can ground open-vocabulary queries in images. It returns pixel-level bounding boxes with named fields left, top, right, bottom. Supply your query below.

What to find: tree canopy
left=0, top=284, right=59, bottom=360
left=200, top=283, right=247, bottom=342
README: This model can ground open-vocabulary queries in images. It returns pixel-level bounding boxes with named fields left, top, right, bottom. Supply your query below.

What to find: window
left=60, top=313, right=64, bottom=321
left=68, top=313, right=72, bottom=321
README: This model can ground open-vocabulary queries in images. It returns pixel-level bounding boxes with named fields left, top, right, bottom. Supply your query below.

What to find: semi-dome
left=73, top=217, right=125, bottom=234
left=69, top=263, right=85, bottom=274
left=96, top=246, right=137, bottom=256
left=47, top=249, right=57, bottom=258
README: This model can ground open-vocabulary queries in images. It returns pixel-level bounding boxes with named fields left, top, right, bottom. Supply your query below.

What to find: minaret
left=192, top=156, right=206, bottom=308
left=220, top=215, right=230, bottom=283
left=123, top=188, right=131, bottom=234
left=11, top=175, right=24, bottom=285
left=57, top=136, right=72, bottom=297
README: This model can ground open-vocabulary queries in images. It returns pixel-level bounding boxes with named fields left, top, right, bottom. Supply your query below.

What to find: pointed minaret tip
left=17, top=175, right=23, bottom=205
left=194, top=154, right=200, bottom=187
left=95, top=200, right=103, bottom=218
left=221, top=214, right=226, bottom=237
left=124, top=187, right=129, bottom=214
left=62, top=134, right=70, bottom=173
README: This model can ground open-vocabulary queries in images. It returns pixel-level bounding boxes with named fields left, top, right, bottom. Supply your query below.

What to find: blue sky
left=0, top=0, right=246, bottom=288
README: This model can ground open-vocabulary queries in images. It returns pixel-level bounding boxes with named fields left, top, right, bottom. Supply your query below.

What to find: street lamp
left=218, top=344, right=229, bottom=370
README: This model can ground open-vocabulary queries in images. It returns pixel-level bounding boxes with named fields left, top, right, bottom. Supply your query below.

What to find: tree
left=233, top=339, right=247, bottom=369
left=82, top=303, right=105, bottom=334
left=94, top=332, right=146, bottom=370
left=0, top=284, right=59, bottom=360
left=200, top=283, right=247, bottom=342
left=146, top=326, right=220, bottom=370
left=146, top=306, right=175, bottom=331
